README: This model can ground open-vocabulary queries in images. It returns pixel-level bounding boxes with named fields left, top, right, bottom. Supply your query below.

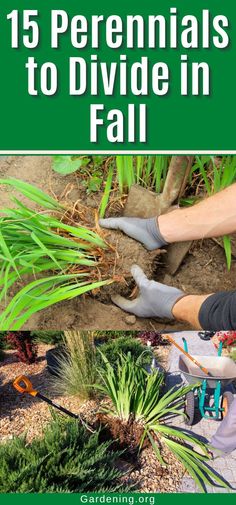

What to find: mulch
left=0, top=344, right=185, bottom=492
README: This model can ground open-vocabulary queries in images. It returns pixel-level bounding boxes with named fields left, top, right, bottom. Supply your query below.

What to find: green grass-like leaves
left=95, top=352, right=229, bottom=493
left=0, top=179, right=111, bottom=330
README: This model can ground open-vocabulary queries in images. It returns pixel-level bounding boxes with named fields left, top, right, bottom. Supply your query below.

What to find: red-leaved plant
left=6, top=332, right=37, bottom=364
left=138, top=331, right=169, bottom=347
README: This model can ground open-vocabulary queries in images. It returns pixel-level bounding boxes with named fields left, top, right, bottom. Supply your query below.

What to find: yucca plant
left=95, top=352, right=228, bottom=493
left=0, top=178, right=112, bottom=330
left=0, top=416, right=127, bottom=493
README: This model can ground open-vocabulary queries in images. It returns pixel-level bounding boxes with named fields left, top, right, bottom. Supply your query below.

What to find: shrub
left=6, top=332, right=37, bottom=364
left=30, top=331, right=64, bottom=344
left=138, top=331, right=169, bottom=346
left=98, top=336, right=152, bottom=369
left=0, top=417, right=126, bottom=493
left=52, top=331, right=98, bottom=399
left=94, top=330, right=137, bottom=344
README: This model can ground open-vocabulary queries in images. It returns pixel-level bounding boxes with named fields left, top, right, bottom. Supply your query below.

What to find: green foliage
left=191, top=156, right=236, bottom=196
left=94, top=330, right=137, bottom=342
left=115, top=155, right=170, bottom=194
left=0, top=179, right=110, bottom=330
left=95, top=353, right=228, bottom=493
left=191, top=155, right=236, bottom=269
left=98, top=336, right=152, bottom=369
left=31, top=331, right=64, bottom=344
left=52, top=156, right=86, bottom=175
left=52, top=155, right=105, bottom=193
left=230, top=350, right=236, bottom=362
left=0, top=332, right=12, bottom=358
left=52, top=331, right=98, bottom=399
left=0, top=417, right=126, bottom=493
left=99, top=166, right=114, bottom=218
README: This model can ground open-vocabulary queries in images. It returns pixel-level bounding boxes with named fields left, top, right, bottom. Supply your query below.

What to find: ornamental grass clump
left=51, top=331, right=98, bottom=399
left=0, top=417, right=126, bottom=493
left=0, top=178, right=112, bottom=330
left=95, top=352, right=229, bottom=493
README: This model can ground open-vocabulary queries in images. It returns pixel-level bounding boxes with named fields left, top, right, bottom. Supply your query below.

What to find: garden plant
left=52, top=154, right=236, bottom=268
left=94, top=352, right=229, bottom=493
left=0, top=179, right=111, bottom=330
left=6, top=331, right=37, bottom=364
left=1, top=156, right=236, bottom=329
left=50, top=331, right=153, bottom=398
left=0, top=417, right=127, bottom=493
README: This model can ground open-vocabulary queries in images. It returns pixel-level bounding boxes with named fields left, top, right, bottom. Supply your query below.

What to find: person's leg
left=210, top=398, right=236, bottom=454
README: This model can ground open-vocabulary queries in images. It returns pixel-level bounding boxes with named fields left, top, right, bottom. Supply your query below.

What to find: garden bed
left=0, top=342, right=185, bottom=492
left=0, top=156, right=235, bottom=331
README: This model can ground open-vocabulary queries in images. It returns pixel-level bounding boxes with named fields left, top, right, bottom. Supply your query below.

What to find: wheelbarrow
left=179, top=339, right=236, bottom=425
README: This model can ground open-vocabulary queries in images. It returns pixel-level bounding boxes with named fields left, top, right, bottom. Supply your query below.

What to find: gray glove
left=99, top=216, right=168, bottom=250
left=112, top=265, right=185, bottom=319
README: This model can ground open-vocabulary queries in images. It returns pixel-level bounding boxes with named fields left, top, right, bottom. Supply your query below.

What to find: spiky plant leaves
left=0, top=417, right=127, bottom=493
left=95, top=352, right=229, bottom=493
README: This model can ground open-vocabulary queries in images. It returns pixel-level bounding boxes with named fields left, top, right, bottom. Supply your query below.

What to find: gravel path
left=166, top=331, right=236, bottom=493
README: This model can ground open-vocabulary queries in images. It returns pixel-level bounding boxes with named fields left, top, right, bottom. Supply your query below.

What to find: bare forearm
left=172, top=294, right=211, bottom=329
left=158, top=184, right=236, bottom=243
left=172, top=290, right=236, bottom=330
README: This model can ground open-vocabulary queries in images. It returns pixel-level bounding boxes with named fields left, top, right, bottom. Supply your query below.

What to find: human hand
left=99, top=216, right=168, bottom=251
left=111, top=264, right=185, bottom=319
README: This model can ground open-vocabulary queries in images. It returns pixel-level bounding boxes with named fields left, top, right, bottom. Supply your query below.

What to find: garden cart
left=179, top=339, right=236, bottom=425
left=13, top=375, right=94, bottom=432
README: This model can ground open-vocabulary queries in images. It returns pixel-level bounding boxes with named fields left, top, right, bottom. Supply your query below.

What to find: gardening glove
left=111, top=265, right=186, bottom=319
left=99, top=217, right=168, bottom=251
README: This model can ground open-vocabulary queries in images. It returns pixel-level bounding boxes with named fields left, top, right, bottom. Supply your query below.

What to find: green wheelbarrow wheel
left=184, top=390, right=195, bottom=426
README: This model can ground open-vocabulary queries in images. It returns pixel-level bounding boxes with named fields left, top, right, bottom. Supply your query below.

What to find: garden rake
left=13, top=375, right=95, bottom=432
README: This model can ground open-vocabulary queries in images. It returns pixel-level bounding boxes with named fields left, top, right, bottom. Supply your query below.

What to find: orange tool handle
left=164, top=335, right=210, bottom=376
left=13, top=375, right=38, bottom=397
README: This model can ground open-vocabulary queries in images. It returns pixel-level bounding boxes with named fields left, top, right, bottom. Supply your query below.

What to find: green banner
left=1, top=495, right=236, bottom=504
left=0, top=0, right=235, bottom=151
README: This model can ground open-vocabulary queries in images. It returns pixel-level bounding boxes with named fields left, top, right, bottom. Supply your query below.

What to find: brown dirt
left=1, top=156, right=235, bottom=331
left=97, top=414, right=146, bottom=451
left=92, top=231, right=159, bottom=302
left=158, top=239, right=236, bottom=294
left=122, top=444, right=184, bottom=493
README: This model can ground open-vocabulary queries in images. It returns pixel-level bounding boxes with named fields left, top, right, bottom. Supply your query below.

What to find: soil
left=0, top=343, right=185, bottom=492
left=97, top=413, right=146, bottom=451
left=0, top=156, right=235, bottom=331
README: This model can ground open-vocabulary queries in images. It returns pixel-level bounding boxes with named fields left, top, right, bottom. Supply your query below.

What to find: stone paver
left=165, top=331, right=236, bottom=493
